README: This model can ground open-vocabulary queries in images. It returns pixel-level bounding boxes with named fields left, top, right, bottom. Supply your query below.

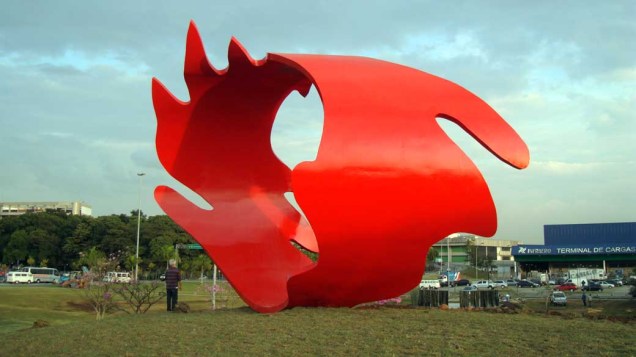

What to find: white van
left=7, top=271, right=33, bottom=284
left=103, top=272, right=132, bottom=283
left=419, top=279, right=441, bottom=289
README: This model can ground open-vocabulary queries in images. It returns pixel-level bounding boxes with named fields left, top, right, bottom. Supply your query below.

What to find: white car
left=472, top=280, right=495, bottom=289
left=493, top=280, right=508, bottom=288
left=598, top=281, right=614, bottom=289
left=549, top=291, right=567, bottom=306
left=103, top=271, right=132, bottom=283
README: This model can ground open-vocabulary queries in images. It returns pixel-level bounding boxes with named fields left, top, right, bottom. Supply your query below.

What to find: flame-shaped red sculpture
left=152, top=21, right=529, bottom=313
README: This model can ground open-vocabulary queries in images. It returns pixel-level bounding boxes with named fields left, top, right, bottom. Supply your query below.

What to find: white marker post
left=212, top=264, right=218, bottom=310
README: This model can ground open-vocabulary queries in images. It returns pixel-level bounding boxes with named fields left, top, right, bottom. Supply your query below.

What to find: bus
left=20, top=267, right=61, bottom=283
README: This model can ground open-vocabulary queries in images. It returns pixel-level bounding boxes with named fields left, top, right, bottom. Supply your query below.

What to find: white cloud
left=532, top=160, right=616, bottom=175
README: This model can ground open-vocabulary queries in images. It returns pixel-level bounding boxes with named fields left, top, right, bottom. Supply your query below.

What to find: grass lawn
left=0, top=282, right=634, bottom=356
left=0, top=285, right=92, bottom=333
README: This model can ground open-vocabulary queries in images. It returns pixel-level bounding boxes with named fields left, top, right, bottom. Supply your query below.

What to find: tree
left=481, top=256, right=495, bottom=280
left=466, top=238, right=478, bottom=267
left=78, top=247, right=107, bottom=275
left=426, top=247, right=439, bottom=263
left=112, top=282, right=166, bottom=314
left=157, top=244, right=176, bottom=269
left=63, top=221, right=94, bottom=259
left=95, top=215, right=134, bottom=259
left=149, top=234, right=177, bottom=268
left=124, top=253, right=140, bottom=273
left=4, top=230, right=30, bottom=266
left=31, top=228, right=60, bottom=267
left=191, top=254, right=213, bottom=282
left=425, top=247, right=439, bottom=271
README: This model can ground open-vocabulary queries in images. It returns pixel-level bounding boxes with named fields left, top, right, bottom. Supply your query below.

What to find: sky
left=1, top=1, right=634, bottom=244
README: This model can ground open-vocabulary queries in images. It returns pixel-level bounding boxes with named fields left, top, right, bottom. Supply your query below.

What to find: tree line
left=0, top=211, right=213, bottom=279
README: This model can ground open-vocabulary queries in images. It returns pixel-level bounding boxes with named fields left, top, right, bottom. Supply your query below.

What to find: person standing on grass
left=165, top=259, right=182, bottom=311
left=581, top=291, right=587, bottom=307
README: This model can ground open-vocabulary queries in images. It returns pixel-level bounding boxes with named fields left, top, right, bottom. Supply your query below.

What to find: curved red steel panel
left=152, top=21, right=529, bottom=312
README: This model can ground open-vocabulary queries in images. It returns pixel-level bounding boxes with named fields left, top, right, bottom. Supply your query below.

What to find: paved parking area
left=442, top=284, right=633, bottom=301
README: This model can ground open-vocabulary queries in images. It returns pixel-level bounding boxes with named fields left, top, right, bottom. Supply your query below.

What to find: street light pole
left=446, top=236, right=450, bottom=275
left=475, top=244, right=478, bottom=279
left=475, top=241, right=482, bottom=279
left=135, top=172, right=145, bottom=282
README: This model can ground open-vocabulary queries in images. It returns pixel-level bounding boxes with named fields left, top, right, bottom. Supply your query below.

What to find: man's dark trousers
left=167, top=288, right=178, bottom=311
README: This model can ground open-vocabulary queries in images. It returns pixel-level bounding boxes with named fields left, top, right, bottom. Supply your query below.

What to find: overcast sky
left=1, top=1, right=634, bottom=244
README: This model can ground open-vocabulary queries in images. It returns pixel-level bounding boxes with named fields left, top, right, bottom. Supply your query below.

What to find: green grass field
left=0, top=282, right=634, bottom=356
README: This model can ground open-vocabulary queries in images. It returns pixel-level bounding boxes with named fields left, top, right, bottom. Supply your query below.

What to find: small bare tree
left=112, top=281, right=166, bottom=314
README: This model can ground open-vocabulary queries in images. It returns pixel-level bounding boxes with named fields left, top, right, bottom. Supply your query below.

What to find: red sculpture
left=152, top=21, right=529, bottom=313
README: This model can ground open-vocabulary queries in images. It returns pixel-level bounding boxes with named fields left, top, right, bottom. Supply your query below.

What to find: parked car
left=472, top=280, right=495, bottom=289
left=60, top=271, right=82, bottom=283
left=493, top=280, right=508, bottom=288
left=555, top=278, right=567, bottom=285
left=554, top=282, right=577, bottom=292
left=517, top=280, right=539, bottom=288
left=598, top=281, right=614, bottom=289
left=582, top=282, right=603, bottom=292
left=529, top=278, right=543, bottom=286
left=549, top=291, right=567, bottom=306
left=452, top=279, right=471, bottom=287
left=6, top=271, right=33, bottom=284
left=548, top=279, right=557, bottom=285
left=606, top=279, right=623, bottom=287
left=103, top=271, right=132, bottom=283
left=505, top=279, right=518, bottom=286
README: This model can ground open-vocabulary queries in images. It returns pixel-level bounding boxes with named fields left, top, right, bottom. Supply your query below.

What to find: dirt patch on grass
left=606, top=316, right=636, bottom=323
left=66, top=301, right=93, bottom=312
left=32, top=319, right=50, bottom=328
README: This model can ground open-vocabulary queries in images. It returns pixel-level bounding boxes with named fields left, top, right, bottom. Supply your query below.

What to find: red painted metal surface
left=152, top=21, right=529, bottom=313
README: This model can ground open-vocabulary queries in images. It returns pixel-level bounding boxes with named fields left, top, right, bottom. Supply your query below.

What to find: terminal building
left=0, top=201, right=92, bottom=217
left=512, top=222, right=636, bottom=280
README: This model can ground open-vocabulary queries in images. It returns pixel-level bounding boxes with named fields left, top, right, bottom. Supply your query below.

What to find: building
left=0, top=201, right=92, bottom=217
left=512, top=222, right=636, bottom=279
left=432, top=234, right=521, bottom=277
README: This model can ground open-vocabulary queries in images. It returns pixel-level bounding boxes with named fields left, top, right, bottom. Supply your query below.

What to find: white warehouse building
left=0, top=201, right=92, bottom=217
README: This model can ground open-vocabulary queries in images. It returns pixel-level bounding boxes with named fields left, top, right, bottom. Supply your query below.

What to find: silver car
left=598, top=281, right=615, bottom=289
left=549, top=291, right=567, bottom=306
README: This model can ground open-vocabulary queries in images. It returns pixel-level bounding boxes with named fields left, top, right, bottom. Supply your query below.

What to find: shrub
left=83, top=282, right=118, bottom=320
left=112, top=281, right=166, bottom=314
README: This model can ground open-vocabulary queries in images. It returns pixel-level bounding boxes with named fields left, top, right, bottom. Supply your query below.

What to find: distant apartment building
left=433, top=235, right=520, bottom=263
left=432, top=234, right=521, bottom=277
left=0, top=201, right=92, bottom=217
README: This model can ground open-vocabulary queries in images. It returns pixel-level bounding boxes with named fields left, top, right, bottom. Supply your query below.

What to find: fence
left=413, top=289, right=449, bottom=307
left=459, top=290, right=499, bottom=308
